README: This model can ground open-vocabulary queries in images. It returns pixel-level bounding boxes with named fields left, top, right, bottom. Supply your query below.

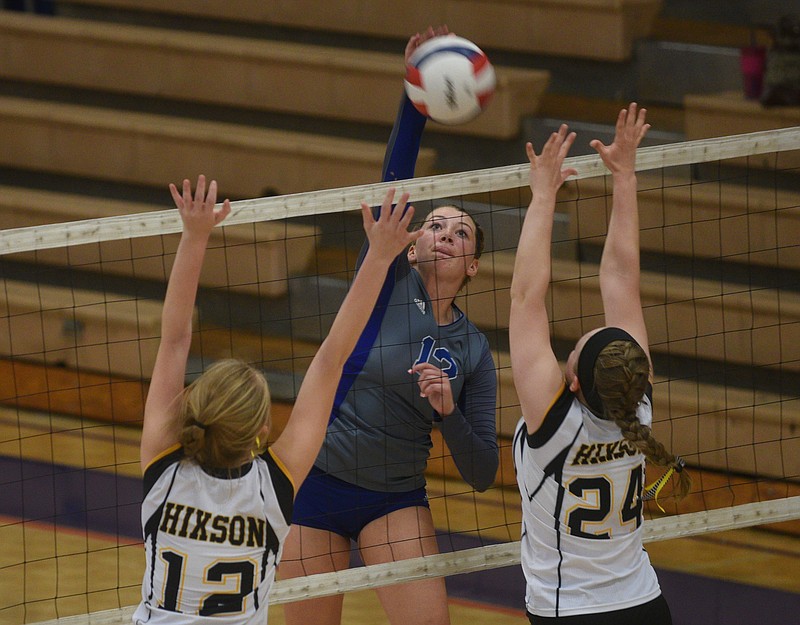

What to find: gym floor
left=1, top=406, right=798, bottom=625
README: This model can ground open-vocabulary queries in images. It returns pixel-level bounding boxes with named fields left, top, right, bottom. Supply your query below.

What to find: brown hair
left=454, top=206, right=485, bottom=261
left=178, top=359, right=271, bottom=469
left=594, top=340, right=692, bottom=500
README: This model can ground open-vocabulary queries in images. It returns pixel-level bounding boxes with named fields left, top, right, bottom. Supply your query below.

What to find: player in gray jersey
left=510, top=105, right=690, bottom=624
left=281, top=27, right=499, bottom=625
left=136, top=176, right=420, bottom=625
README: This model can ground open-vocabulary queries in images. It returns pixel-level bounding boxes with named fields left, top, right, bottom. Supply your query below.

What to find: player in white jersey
left=134, top=177, right=422, bottom=625
left=509, top=105, right=691, bottom=624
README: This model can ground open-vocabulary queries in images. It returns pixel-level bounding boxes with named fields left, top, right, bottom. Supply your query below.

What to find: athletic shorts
left=527, top=594, right=672, bottom=625
left=291, top=466, right=429, bottom=541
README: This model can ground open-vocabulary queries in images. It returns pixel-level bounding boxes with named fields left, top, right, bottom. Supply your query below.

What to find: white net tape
left=27, top=496, right=800, bottom=625
left=1, top=127, right=799, bottom=255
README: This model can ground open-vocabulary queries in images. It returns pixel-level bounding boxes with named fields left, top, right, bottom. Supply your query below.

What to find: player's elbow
left=510, top=280, right=547, bottom=308
left=472, top=471, right=496, bottom=493
left=312, top=338, right=350, bottom=374
left=470, top=453, right=499, bottom=493
left=509, top=279, right=528, bottom=303
left=158, top=329, right=192, bottom=355
left=509, top=293, right=546, bottom=333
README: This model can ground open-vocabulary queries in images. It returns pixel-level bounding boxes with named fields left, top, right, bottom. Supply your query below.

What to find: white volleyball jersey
left=133, top=446, right=294, bottom=625
left=513, top=384, right=660, bottom=618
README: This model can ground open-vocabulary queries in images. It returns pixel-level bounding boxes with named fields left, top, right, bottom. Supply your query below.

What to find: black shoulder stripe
left=528, top=385, right=573, bottom=449
left=142, top=446, right=183, bottom=498
left=264, top=451, right=294, bottom=526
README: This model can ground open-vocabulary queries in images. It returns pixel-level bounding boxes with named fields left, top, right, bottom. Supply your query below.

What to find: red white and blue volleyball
left=404, top=35, right=496, bottom=126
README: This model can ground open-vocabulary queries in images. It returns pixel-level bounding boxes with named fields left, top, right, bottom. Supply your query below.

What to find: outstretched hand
left=361, top=188, right=422, bottom=261
left=526, top=124, right=577, bottom=201
left=589, top=103, right=650, bottom=174
left=405, top=25, right=451, bottom=63
left=169, top=175, right=231, bottom=237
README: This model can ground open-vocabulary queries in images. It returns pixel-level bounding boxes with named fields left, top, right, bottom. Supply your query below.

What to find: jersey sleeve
left=381, top=93, right=428, bottom=183
left=356, top=93, right=427, bottom=275
left=439, top=344, right=499, bottom=492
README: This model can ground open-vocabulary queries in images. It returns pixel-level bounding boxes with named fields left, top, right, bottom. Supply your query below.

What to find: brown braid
left=594, top=340, right=692, bottom=500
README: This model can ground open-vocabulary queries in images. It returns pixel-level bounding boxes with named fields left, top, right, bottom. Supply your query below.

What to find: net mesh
left=1, top=127, right=799, bottom=624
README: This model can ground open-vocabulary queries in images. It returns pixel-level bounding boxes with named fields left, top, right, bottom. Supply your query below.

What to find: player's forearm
left=355, top=96, right=424, bottom=271
left=441, top=407, right=499, bottom=492
left=441, top=351, right=498, bottom=491
left=382, top=94, right=426, bottom=182
left=600, top=172, right=640, bottom=283
left=160, top=232, right=208, bottom=343
left=511, top=195, right=556, bottom=303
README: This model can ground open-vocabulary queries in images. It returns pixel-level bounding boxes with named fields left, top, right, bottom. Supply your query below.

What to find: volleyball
left=404, top=35, right=496, bottom=125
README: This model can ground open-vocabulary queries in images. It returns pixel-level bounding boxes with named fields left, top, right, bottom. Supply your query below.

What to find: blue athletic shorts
left=291, top=466, right=429, bottom=541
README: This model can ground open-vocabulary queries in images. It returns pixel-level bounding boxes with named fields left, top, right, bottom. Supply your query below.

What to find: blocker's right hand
left=169, top=175, right=231, bottom=238
left=526, top=124, right=577, bottom=203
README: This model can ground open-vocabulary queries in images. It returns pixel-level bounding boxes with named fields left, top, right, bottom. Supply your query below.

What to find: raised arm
left=382, top=27, right=449, bottom=180
left=270, top=189, right=423, bottom=486
left=509, top=126, right=576, bottom=433
left=358, top=27, right=450, bottom=268
left=590, top=103, right=651, bottom=364
left=141, top=176, right=231, bottom=470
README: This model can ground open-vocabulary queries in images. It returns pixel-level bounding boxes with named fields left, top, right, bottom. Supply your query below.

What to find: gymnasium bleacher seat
left=56, top=0, right=663, bottom=61
left=460, top=252, right=800, bottom=372
left=0, top=94, right=436, bottom=197
left=0, top=11, right=549, bottom=140
left=575, top=173, right=800, bottom=270
left=0, top=279, right=164, bottom=379
left=0, top=185, right=319, bottom=297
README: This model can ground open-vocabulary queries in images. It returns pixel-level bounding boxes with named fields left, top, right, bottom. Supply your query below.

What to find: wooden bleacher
left=4, top=367, right=795, bottom=538
left=572, top=172, right=800, bottom=270
left=685, top=91, right=800, bottom=138
left=194, top=327, right=321, bottom=375
left=459, top=252, right=800, bottom=372
left=0, top=11, right=549, bottom=140
left=0, top=186, right=320, bottom=297
left=481, top=354, right=798, bottom=485
left=0, top=279, right=165, bottom=380
left=684, top=91, right=800, bottom=169
left=59, top=0, right=663, bottom=61
left=0, top=357, right=147, bottom=425
left=4, top=335, right=793, bottom=488
left=0, top=95, right=436, bottom=198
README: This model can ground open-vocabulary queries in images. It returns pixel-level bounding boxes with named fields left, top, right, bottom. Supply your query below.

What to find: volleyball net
left=2, top=126, right=799, bottom=624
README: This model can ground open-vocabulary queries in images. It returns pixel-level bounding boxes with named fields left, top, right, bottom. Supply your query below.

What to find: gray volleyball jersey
left=316, top=262, right=497, bottom=492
